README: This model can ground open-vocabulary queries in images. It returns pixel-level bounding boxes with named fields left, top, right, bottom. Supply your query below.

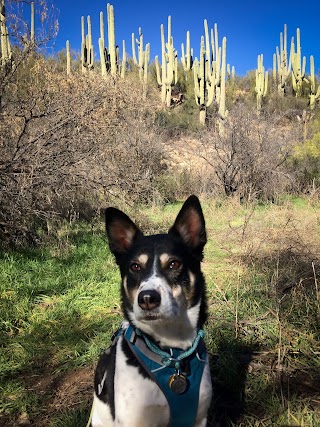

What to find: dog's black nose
left=138, top=290, right=161, bottom=311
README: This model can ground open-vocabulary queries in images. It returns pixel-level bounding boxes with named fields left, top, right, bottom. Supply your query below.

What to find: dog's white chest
left=114, top=338, right=170, bottom=426
left=92, top=335, right=212, bottom=427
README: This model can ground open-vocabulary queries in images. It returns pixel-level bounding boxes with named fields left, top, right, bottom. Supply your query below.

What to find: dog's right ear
left=105, top=208, right=143, bottom=258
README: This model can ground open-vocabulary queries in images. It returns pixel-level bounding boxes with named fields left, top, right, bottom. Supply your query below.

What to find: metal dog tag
left=168, top=374, right=188, bottom=394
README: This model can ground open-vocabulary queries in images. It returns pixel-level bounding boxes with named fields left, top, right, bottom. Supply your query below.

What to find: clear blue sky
left=48, top=0, right=319, bottom=77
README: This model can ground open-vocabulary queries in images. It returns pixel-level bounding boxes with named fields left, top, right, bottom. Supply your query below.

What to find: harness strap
left=124, top=325, right=206, bottom=427
left=126, top=325, right=164, bottom=365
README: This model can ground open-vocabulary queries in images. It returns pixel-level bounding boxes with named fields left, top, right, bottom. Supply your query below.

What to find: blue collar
left=124, top=325, right=207, bottom=427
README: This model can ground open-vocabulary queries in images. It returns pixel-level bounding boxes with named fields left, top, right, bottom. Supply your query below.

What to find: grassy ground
left=0, top=196, right=320, bottom=426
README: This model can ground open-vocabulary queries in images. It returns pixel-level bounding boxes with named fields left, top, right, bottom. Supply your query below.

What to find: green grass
left=1, top=198, right=320, bottom=426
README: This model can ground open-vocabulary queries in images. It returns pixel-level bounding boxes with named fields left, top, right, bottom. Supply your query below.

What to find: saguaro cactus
left=107, top=3, right=117, bottom=77
left=181, top=30, right=193, bottom=73
left=193, top=21, right=227, bottom=125
left=193, top=36, right=215, bottom=125
left=66, top=40, right=71, bottom=75
left=30, top=1, right=35, bottom=45
left=142, top=42, right=150, bottom=97
left=99, top=11, right=109, bottom=76
left=99, top=5, right=126, bottom=78
left=119, top=39, right=127, bottom=79
left=155, top=16, right=178, bottom=107
left=255, top=54, right=268, bottom=112
left=227, top=64, right=235, bottom=80
left=132, top=28, right=150, bottom=84
left=0, top=0, right=13, bottom=70
left=219, top=36, right=227, bottom=120
left=290, top=28, right=308, bottom=97
left=309, top=55, right=320, bottom=110
left=81, top=15, right=94, bottom=73
left=275, top=24, right=291, bottom=95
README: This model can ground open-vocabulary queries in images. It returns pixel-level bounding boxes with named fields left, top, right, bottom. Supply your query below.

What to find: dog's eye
left=130, top=263, right=141, bottom=272
left=169, top=260, right=181, bottom=270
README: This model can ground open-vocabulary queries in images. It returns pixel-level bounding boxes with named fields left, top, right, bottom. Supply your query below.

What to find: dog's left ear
left=169, top=195, right=207, bottom=251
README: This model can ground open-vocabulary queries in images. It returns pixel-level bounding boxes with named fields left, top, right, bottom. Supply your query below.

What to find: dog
left=89, top=195, right=212, bottom=427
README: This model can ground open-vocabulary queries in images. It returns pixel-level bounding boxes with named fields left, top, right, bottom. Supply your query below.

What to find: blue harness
left=123, top=325, right=207, bottom=427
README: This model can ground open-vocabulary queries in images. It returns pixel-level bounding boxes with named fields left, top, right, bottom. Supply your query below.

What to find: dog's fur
left=90, top=195, right=212, bottom=427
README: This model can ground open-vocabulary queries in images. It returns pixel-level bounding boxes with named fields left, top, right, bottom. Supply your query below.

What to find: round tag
left=168, top=374, right=188, bottom=394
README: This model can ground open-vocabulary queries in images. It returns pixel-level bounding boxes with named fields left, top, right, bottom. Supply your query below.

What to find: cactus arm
left=99, top=11, right=109, bottom=76
left=131, top=33, right=137, bottom=65
left=181, top=42, right=186, bottom=69
left=155, top=55, right=162, bottom=86
left=99, top=38, right=107, bottom=76
left=81, top=16, right=85, bottom=73
left=100, top=11, right=105, bottom=42
left=204, top=19, right=210, bottom=70
left=181, top=30, right=192, bottom=72
left=120, top=39, right=126, bottom=78
left=193, top=58, right=200, bottom=103
left=273, top=53, right=277, bottom=84
left=144, top=43, right=150, bottom=84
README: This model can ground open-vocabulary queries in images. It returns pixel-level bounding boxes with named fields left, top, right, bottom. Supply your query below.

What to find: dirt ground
left=0, top=366, right=94, bottom=427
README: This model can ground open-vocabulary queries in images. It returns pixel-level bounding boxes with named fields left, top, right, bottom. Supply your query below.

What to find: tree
left=199, top=105, right=296, bottom=201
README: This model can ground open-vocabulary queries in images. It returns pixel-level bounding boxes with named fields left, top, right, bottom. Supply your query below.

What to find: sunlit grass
left=1, top=196, right=319, bottom=426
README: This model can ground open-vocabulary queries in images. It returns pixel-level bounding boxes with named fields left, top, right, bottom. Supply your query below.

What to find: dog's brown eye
left=169, top=260, right=181, bottom=270
left=130, top=263, right=141, bottom=272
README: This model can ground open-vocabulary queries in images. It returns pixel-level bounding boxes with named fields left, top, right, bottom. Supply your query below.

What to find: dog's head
left=105, top=195, right=207, bottom=347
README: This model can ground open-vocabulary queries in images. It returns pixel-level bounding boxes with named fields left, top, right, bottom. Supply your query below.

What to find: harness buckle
left=162, top=356, right=181, bottom=370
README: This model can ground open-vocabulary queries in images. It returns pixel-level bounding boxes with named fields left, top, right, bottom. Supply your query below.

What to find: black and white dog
left=90, top=195, right=212, bottom=427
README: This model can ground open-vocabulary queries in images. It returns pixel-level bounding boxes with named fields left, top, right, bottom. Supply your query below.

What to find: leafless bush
left=0, top=54, right=165, bottom=246
left=198, top=105, right=297, bottom=201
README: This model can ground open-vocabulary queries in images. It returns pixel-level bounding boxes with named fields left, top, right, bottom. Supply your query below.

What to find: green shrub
left=289, top=132, right=320, bottom=187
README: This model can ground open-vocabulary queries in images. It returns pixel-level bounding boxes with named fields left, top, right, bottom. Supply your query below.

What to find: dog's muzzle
left=138, top=290, right=161, bottom=311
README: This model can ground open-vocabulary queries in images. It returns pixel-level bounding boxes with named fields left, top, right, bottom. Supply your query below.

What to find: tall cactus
left=107, top=3, right=117, bottom=77
left=132, top=28, right=150, bottom=84
left=66, top=40, right=71, bottom=75
left=275, top=24, right=291, bottom=95
left=155, top=16, right=178, bottom=107
left=272, top=53, right=277, bottom=86
left=290, top=28, right=308, bottom=97
left=204, top=21, right=226, bottom=110
left=119, top=40, right=126, bottom=79
left=193, top=35, right=215, bottom=125
left=81, top=15, right=94, bottom=73
left=99, top=11, right=108, bottom=76
left=0, top=0, right=12, bottom=70
left=309, top=55, right=320, bottom=110
left=194, top=21, right=227, bottom=125
left=227, top=64, right=235, bottom=80
left=99, top=6, right=126, bottom=78
left=219, top=36, right=227, bottom=120
left=255, top=54, right=268, bottom=112
left=30, top=1, right=35, bottom=45
left=181, top=30, right=193, bottom=74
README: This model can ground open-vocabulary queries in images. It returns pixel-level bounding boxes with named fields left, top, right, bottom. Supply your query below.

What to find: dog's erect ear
left=105, top=207, right=143, bottom=256
left=169, top=195, right=207, bottom=251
